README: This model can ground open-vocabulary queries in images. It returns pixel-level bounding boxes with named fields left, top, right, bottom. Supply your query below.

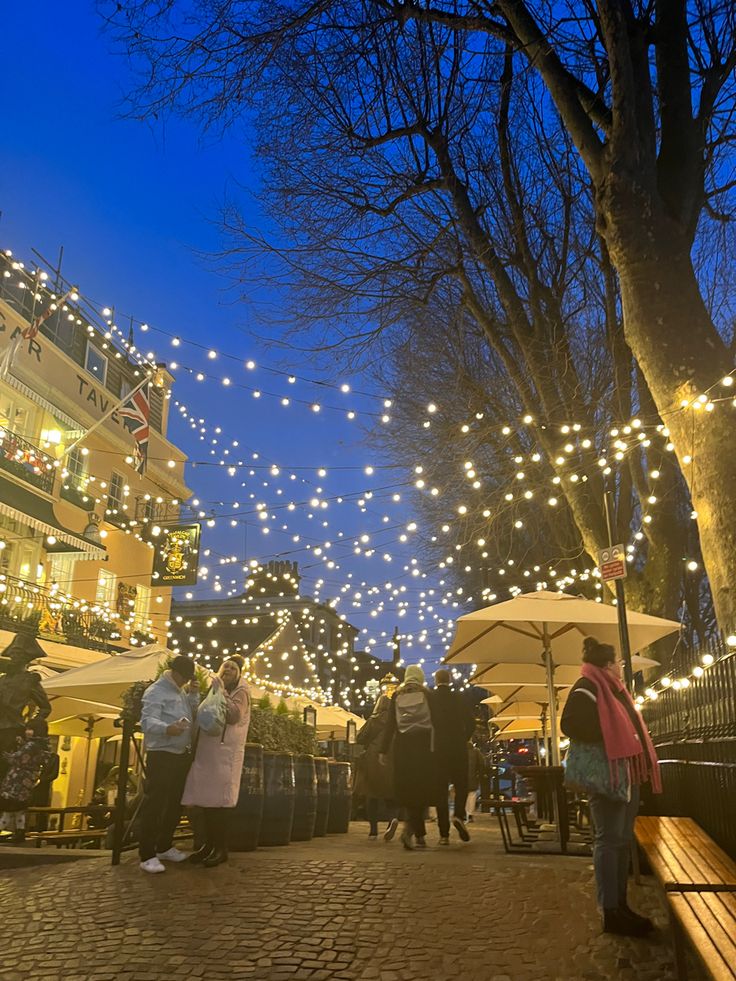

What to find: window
left=85, top=341, right=107, bottom=384
left=67, top=447, right=87, bottom=483
left=108, top=472, right=125, bottom=512
left=133, top=585, right=151, bottom=632
left=95, top=568, right=116, bottom=607
left=48, top=553, right=77, bottom=590
left=0, top=394, right=37, bottom=439
left=60, top=446, right=91, bottom=509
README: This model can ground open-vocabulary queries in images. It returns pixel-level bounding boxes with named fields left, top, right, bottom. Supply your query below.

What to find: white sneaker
left=140, top=857, right=166, bottom=874
left=156, top=847, right=188, bottom=863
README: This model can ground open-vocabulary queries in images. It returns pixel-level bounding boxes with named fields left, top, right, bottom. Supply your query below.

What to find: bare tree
left=101, top=0, right=734, bottom=626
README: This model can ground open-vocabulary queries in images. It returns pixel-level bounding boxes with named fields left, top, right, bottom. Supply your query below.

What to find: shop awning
left=0, top=474, right=106, bottom=558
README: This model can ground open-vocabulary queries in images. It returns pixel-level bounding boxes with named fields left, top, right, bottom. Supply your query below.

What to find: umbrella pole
left=543, top=625, right=561, bottom=766
left=111, top=718, right=133, bottom=866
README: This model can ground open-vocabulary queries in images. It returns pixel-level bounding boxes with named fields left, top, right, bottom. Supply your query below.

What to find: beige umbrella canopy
left=491, top=701, right=561, bottom=722
left=42, top=644, right=175, bottom=707
left=447, top=591, right=678, bottom=667
left=48, top=715, right=119, bottom=739
left=494, top=719, right=545, bottom=739
left=445, top=590, right=679, bottom=764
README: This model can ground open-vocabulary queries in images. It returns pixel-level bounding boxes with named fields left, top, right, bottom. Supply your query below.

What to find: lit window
left=95, top=568, right=116, bottom=606
left=85, top=342, right=108, bottom=384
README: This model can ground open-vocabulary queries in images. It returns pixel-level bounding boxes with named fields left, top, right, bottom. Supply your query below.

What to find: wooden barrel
left=326, top=761, right=353, bottom=834
left=258, top=751, right=295, bottom=846
left=229, top=743, right=264, bottom=852
left=290, top=754, right=318, bottom=841
left=313, top=757, right=330, bottom=837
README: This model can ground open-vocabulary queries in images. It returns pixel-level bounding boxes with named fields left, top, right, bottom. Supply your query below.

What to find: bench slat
left=669, top=893, right=736, bottom=981
left=635, top=816, right=736, bottom=891
left=654, top=825, right=736, bottom=888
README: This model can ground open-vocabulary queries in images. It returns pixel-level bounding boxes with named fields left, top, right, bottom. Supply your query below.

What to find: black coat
left=431, top=686, right=474, bottom=763
left=380, top=684, right=436, bottom=808
left=353, top=695, right=394, bottom=800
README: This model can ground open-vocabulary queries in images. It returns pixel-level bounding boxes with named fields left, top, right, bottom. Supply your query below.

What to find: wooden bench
left=669, top=892, right=736, bottom=981
left=27, top=829, right=108, bottom=850
left=636, top=816, right=736, bottom=892
left=635, top=816, right=736, bottom=980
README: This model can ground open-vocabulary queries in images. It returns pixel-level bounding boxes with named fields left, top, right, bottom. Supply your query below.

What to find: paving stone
left=0, top=819, right=701, bottom=981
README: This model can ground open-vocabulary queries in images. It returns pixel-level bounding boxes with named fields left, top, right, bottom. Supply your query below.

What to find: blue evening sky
left=0, top=2, right=455, bottom=671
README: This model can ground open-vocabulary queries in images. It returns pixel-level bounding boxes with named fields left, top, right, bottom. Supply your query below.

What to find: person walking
left=561, top=636, right=661, bottom=937
left=354, top=678, right=399, bottom=842
left=465, top=740, right=485, bottom=822
left=432, top=668, right=474, bottom=844
left=182, top=655, right=251, bottom=867
left=379, top=665, right=435, bottom=850
left=138, top=655, right=199, bottom=874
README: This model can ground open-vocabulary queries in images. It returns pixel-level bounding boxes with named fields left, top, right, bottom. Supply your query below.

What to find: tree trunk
left=602, top=191, right=736, bottom=630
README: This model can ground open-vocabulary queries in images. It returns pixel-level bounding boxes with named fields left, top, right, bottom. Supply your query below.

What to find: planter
left=258, top=751, right=295, bottom=846
left=290, top=754, right=318, bottom=842
left=229, top=743, right=264, bottom=852
left=313, top=757, right=330, bottom=837
left=327, top=761, right=352, bottom=834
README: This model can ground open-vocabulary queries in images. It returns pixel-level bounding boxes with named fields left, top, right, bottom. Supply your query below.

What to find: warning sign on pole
left=598, top=544, right=627, bottom=582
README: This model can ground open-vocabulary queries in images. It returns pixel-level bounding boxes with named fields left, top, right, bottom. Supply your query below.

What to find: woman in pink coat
left=183, top=655, right=250, bottom=867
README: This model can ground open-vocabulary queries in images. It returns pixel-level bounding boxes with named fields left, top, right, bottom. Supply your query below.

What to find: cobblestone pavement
left=0, top=817, right=690, bottom=981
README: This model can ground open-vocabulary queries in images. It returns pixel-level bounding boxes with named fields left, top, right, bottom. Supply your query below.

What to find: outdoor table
left=515, top=765, right=570, bottom=853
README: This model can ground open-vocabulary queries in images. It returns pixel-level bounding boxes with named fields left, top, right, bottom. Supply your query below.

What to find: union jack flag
left=119, top=384, right=150, bottom=475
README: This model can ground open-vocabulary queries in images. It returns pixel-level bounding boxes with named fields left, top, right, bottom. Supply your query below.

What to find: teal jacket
left=140, top=673, right=199, bottom=754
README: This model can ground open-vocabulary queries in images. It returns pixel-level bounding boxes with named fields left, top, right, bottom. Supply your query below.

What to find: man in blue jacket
left=138, top=656, right=198, bottom=874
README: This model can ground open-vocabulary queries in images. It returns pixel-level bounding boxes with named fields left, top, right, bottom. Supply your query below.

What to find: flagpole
left=59, top=372, right=153, bottom=463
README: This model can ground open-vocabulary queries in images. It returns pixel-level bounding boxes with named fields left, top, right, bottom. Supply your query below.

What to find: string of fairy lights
left=1, top=243, right=734, bottom=709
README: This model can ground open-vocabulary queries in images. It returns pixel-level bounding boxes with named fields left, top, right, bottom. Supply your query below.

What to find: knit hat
left=403, top=665, right=425, bottom=685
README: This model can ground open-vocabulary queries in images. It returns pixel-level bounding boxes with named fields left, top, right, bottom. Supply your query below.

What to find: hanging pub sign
left=152, top=523, right=201, bottom=586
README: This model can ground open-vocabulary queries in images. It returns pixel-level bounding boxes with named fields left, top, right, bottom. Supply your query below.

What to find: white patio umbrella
left=47, top=695, right=121, bottom=723
left=445, top=591, right=679, bottom=764
left=48, top=715, right=120, bottom=739
left=42, top=643, right=176, bottom=707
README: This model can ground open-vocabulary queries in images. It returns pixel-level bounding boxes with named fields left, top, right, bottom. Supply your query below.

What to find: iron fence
left=642, top=634, right=736, bottom=858
left=0, top=427, right=56, bottom=495
left=0, top=573, right=122, bottom=653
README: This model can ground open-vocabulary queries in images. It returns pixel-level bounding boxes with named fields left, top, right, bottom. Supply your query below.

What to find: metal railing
left=642, top=634, right=736, bottom=858
left=0, top=573, right=123, bottom=653
left=0, top=427, right=55, bottom=494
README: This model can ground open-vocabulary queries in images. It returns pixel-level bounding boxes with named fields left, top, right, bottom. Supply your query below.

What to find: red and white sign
left=598, top=545, right=627, bottom=582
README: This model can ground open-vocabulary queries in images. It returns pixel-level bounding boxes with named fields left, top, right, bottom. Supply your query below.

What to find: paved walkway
left=0, top=817, right=689, bottom=981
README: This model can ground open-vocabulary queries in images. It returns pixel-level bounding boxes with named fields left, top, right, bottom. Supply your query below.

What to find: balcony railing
left=0, top=428, right=55, bottom=494
left=0, top=573, right=125, bottom=653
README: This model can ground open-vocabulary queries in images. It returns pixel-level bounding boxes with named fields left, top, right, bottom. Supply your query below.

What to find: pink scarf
left=580, top=663, right=662, bottom=794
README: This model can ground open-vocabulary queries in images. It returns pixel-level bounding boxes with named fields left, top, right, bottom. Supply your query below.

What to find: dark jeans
left=202, top=807, right=233, bottom=852
left=366, top=797, right=398, bottom=835
left=589, top=785, right=640, bottom=910
left=138, top=751, right=190, bottom=861
left=435, top=754, right=469, bottom=837
left=406, top=805, right=426, bottom=839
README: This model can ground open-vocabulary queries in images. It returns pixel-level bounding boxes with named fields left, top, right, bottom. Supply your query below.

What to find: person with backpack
left=379, top=664, right=436, bottom=850
left=0, top=717, right=57, bottom=844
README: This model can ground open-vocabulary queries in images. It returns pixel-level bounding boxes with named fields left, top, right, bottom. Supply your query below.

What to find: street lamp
left=303, top=705, right=317, bottom=729
left=346, top=719, right=357, bottom=745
